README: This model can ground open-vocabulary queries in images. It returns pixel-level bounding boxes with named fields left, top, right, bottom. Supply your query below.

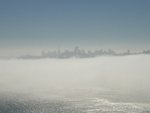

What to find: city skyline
left=18, top=46, right=150, bottom=59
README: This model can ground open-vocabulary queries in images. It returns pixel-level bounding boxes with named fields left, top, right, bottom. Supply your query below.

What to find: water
left=0, top=87, right=150, bottom=113
left=0, top=55, right=150, bottom=112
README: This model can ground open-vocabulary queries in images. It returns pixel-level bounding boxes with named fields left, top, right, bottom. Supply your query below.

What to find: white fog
left=0, top=55, right=150, bottom=93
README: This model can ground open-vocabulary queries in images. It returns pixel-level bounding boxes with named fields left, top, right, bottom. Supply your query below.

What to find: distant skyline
left=1, top=0, right=150, bottom=56
left=18, top=46, right=150, bottom=59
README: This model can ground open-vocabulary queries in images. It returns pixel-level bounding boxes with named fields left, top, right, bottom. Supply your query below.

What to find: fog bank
left=0, top=55, right=150, bottom=94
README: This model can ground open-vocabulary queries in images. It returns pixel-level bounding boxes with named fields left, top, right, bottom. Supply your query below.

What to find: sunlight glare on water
left=0, top=55, right=150, bottom=113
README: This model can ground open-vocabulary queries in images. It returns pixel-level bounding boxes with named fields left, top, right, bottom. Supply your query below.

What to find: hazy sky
left=0, top=0, right=150, bottom=56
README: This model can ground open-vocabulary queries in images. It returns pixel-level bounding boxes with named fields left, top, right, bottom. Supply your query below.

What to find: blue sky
left=0, top=0, right=150, bottom=56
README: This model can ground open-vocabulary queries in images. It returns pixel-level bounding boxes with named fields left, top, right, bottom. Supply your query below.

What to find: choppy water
left=0, top=88, right=150, bottom=113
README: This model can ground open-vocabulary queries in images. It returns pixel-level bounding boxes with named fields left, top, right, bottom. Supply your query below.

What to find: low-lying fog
left=0, top=55, right=150, bottom=94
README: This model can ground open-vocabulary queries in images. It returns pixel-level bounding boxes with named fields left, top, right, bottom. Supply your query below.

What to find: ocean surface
left=0, top=56, right=150, bottom=112
left=0, top=87, right=150, bottom=113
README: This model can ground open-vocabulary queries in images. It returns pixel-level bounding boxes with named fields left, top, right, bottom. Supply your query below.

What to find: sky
left=0, top=0, right=150, bottom=56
